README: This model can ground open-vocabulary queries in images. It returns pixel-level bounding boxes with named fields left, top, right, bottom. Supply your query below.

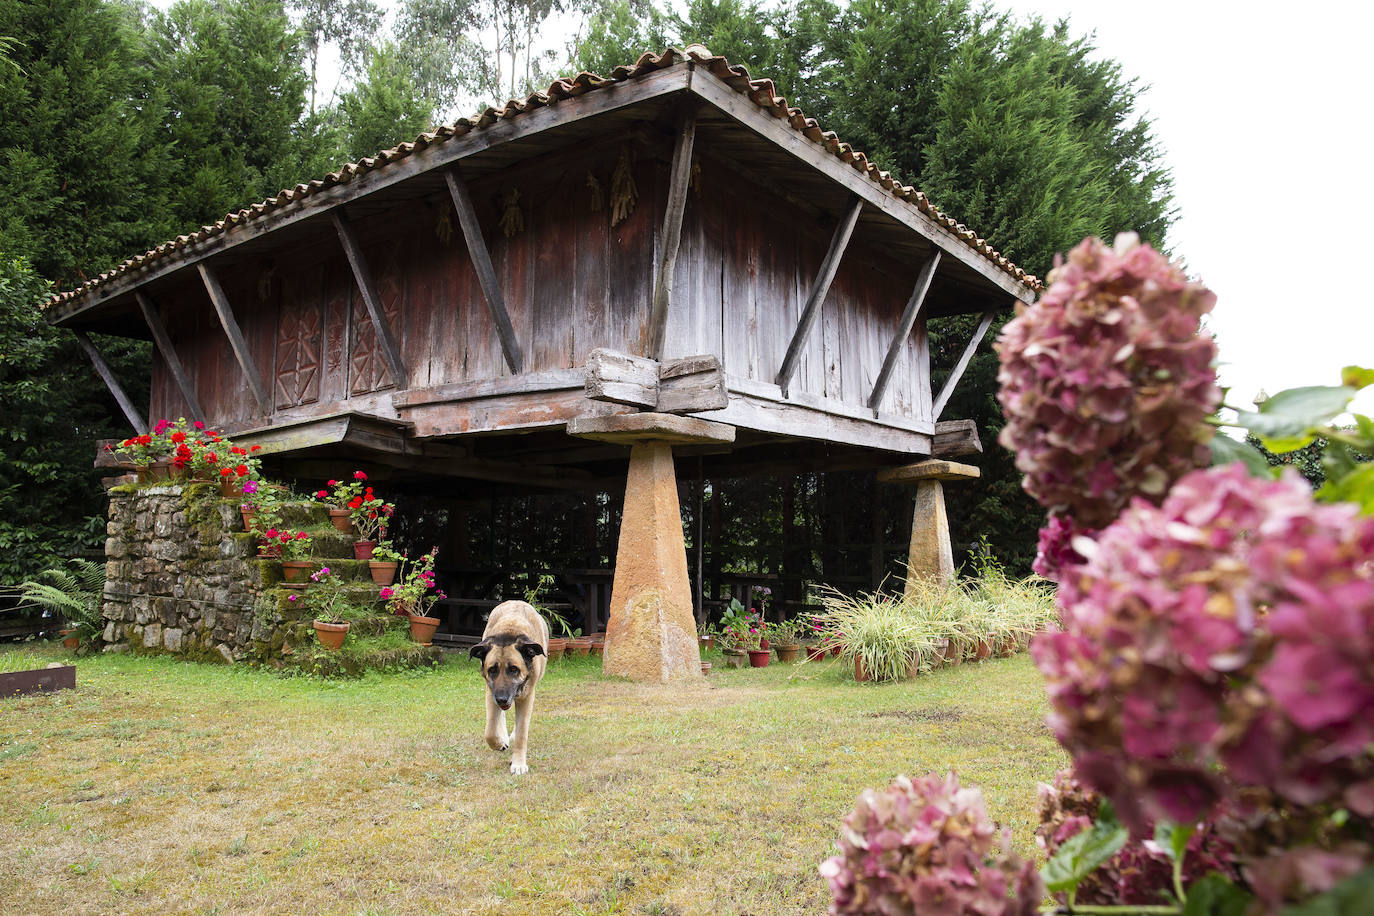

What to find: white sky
left=998, top=0, right=1374, bottom=416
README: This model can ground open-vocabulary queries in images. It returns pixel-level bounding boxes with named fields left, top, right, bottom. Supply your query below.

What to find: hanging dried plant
left=499, top=188, right=523, bottom=238
left=257, top=266, right=275, bottom=302
left=435, top=210, right=454, bottom=245
left=610, top=147, right=637, bottom=227
left=690, top=159, right=702, bottom=193
left=586, top=172, right=604, bottom=212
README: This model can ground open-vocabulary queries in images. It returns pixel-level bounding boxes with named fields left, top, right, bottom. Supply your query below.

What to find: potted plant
left=277, top=529, right=315, bottom=582
left=214, top=441, right=263, bottom=496
left=347, top=484, right=394, bottom=560
left=368, top=541, right=403, bottom=586
left=8, top=558, right=106, bottom=651
left=718, top=610, right=765, bottom=667
left=697, top=620, right=716, bottom=651
left=301, top=566, right=371, bottom=650
left=378, top=547, right=446, bottom=644
left=524, top=573, right=573, bottom=643
left=813, top=587, right=932, bottom=683
left=109, top=420, right=175, bottom=482
left=767, top=618, right=804, bottom=663
left=314, top=471, right=370, bottom=533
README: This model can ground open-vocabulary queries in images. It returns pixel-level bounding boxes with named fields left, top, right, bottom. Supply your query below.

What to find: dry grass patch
left=0, top=644, right=1065, bottom=914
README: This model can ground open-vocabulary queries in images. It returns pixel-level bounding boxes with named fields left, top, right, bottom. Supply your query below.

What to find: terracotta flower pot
left=169, top=463, right=191, bottom=481
left=137, top=460, right=172, bottom=484
left=546, top=637, right=567, bottom=660
left=975, top=639, right=993, bottom=660
left=854, top=657, right=869, bottom=682
left=327, top=508, right=353, bottom=532
left=830, top=644, right=842, bottom=658
left=368, top=560, right=398, bottom=586
left=219, top=477, right=243, bottom=498
left=407, top=614, right=440, bottom=646
left=933, top=638, right=950, bottom=664
left=240, top=507, right=257, bottom=531
left=313, top=620, right=349, bottom=651
left=805, top=643, right=827, bottom=662
left=775, top=644, right=800, bottom=663
left=700, top=661, right=712, bottom=675
left=759, top=637, right=770, bottom=651
left=699, top=635, right=715, bottom=651
left=59, top=628, right=79, bottom=650
left=747, top=649, right=771, bottom=668
left=353, top=540, right=377, bottom=561
left=567, top=637, right=591, bottom=657
left=281, top=560, right=314, bottom=583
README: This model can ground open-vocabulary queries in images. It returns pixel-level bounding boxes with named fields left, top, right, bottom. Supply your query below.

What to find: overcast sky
left=997, top=0, right=1373, bottom=416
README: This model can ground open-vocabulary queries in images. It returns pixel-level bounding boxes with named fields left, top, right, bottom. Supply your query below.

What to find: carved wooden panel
left=350, top=243, right=403, bottom=394
left=274, top=273, right=323, bottom=408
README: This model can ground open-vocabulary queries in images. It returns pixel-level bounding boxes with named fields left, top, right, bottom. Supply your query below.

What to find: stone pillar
left=876, top=459, right=981, bottom=593
left=567, top=413, right=735, bottom=682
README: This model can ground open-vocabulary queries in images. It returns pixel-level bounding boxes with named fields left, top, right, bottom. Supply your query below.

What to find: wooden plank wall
left=149, top=144, right=929, bottom=432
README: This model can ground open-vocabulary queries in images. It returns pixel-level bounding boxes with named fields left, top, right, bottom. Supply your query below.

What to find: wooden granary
left=48, top=46, right=1039, bottom=680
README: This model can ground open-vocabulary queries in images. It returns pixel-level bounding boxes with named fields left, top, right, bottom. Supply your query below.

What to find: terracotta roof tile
left=45, top=45, right=1040, bottom=311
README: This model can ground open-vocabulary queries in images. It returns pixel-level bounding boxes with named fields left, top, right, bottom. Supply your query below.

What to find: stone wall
left=100, top=480, right=362, bottom=665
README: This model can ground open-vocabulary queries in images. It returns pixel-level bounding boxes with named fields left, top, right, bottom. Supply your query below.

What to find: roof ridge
left=45, top=44, right=1039, bottom=310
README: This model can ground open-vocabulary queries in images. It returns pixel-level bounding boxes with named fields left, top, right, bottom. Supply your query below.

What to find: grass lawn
left=0, top=645, right=1066, bottom=915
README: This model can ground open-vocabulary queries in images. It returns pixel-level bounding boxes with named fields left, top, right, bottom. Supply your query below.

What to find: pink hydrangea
left=1033, top=464, right=1374, bottom=831
left=1032, top=514, right=1093, bottom=583
left=996, top=233, right=1220, bottom=529
left=820, top=772, right=1043, bottom=915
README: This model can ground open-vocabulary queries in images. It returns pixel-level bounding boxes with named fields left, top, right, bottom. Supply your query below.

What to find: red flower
left=294, top=531, right=307, bottom=540
left=193, top=421, right=205, bottom=430
left=234, top=464, right=248, bottom=476
left=353, top=470, right=367, bottom=480
left=264, top=528, right=279, bottom=538
left=204, top=452, right=218, bottom=463
left=219, top=467, right=232, bottom=477
left=230, top=446, right=246, bottom=456
left=327, top=479, right=338, bottom=487
left=315, top=490, right=328, bottom=499
left=348, top=496, right=363, bottom=510
left=250, top=445, right=261, bottom=452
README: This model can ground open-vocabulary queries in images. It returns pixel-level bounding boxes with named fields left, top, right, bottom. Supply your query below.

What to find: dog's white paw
left=509, top=760, right=529, bottom=776
left=486, top=735, right=509, bottom=752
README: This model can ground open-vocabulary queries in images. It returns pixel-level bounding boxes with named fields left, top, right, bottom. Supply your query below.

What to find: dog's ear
left=516, top=638, right=545, bottom=662
left=469, top=640, right=493, bottom=662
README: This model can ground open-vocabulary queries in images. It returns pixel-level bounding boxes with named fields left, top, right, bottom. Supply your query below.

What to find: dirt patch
left=866, top=708, right=964, bottom=724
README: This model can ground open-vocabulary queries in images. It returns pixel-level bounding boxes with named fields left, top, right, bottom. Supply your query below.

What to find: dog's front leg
left=484, top=692, right=509, bottom=752
left=508, top=692, right=535, bottom=775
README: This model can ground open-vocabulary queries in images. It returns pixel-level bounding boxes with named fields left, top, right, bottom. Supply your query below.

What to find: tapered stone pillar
left=877, top=459, right=980, bottom=594
left=567, top=413, right=735, bottom=682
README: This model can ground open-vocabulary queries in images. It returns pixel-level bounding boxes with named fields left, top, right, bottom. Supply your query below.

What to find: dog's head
left=470, top=635, right=544, bottom=710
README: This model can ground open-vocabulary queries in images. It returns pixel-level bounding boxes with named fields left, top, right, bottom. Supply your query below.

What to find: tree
left=331, top=41, right=437, bottom=162
left=291, top=0, right=382, bottom=115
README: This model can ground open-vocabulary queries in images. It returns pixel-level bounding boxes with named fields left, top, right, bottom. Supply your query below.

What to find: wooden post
left=775, top=195, right=863, bottom=395
left=332, top=210, right=408, bottom=388
left=869, top=249, right=941, bottom=411
left=73, top=331, right=145, bottom=434
left=932, top=307, right=999, bottom=420
left=648, top=103, right=698, bottom=361
left=135, top=291, right=205, bottom=425
left=445, top=165, right=523, bottom=374
left=198, top=263, right=272, bottom=415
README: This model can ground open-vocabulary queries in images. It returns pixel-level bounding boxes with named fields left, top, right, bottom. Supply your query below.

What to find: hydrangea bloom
left=1033, top=464, right=1374, bottom=831
left=1032, top=514, right=1092, bottom=583
left=1035, top=769, right=1238, bottom=905
left=996, top=233, right=1220, bottom=529
left=820, top=772, right=1043, bottom=915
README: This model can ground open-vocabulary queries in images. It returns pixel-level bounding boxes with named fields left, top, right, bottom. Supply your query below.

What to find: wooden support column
left=567, top=413, right=735, bottom=682
left=135, top=291, right=205, bottom=425
left=932, top=307, right=999, bottom=420
left=877, top=460, right=981, bottom=592
left=775, top=195, right=863, bottom=395
left=332, top=210, right=408, bottom=387
left=647, top=103, right=698, bottom=361
left=444, top=165, right=523, bottom=374
left=197, top=264, right=272, bottom=415
left=869, top=249, right=941, bottom=411
left=73, top=331, right=145, bottom=434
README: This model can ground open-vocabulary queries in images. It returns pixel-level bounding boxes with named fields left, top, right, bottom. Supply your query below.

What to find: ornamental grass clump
left=819, top=772, right=1043, bottom=915
left=995, top=233, right=1220, bottom=534
left=813, top=586, right=934, bottom=681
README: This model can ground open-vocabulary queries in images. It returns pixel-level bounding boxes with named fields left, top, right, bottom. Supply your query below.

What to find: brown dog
left=469, top=600, right=548, bottom=775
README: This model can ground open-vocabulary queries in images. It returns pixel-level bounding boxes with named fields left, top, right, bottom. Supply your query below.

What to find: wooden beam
left=658, top=354, right=726, bottom=413
left=73, top=331, right=145, bottom=434
left=134, top=291, right=205, bottom=425
left=585, top=348, right=659, bottom=409
left=688, top=73, right=1034, bottom=305
left=196, top=263, right=272, bottom=415
left=444, top=165, right=523, bottom=374
left=332, top=209, right=408, bottom=388
left=931, top=308, right=998, bottom=421
left=932, top=419, right=982, bottom=458
left=647, top=103, right=698, bottom=360
left=868, top=250, right=941, bottom=412
left=775, top=195, right=863, bottom=395
left=48, top=66, right=694, bottom=327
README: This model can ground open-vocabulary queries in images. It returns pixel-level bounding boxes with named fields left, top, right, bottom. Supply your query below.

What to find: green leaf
left=1235, top=386, right=1356, bottom=445
left=1040, top=817, right=1128, bottom=893
left=1340, top=366, right=1374, bottom=390
left=1316, top=462, right=1374, bottom=513
left=1182, top=873, right=1252, bottom=916
left=1210, top=434, right=1276, bottom=476
left=1154, top=820, right=1194, bottom=863
left=1280, top=865, right=1374, bottom=915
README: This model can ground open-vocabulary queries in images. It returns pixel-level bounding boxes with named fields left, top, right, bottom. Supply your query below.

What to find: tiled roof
left=45, top=45, right=1040, bottom=311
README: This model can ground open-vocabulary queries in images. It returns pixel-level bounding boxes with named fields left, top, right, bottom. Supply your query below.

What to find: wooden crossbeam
left=73, top=330, right=145, bottom=434
left=135, top=291, right=205, bottom=425
left=197, top=263, right=272, bottom=414
left=332, top=210, right=409, bottom=388
left=931, top=308, right=998, bottom=420
left=444, top=165, right=523, bottom=374
left=647, top=103, right=698, bottom=361
left=775, top=195, right=863, bottom=395
left=868, top=249, right=941, bottom=412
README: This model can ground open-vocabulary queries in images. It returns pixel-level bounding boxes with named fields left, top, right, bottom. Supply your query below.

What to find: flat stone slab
left=877, top=459, right=981, bottom=483
left=567, top=412, right=736, bottom=445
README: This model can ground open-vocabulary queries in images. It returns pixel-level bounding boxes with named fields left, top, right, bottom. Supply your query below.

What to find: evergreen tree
left=332, top=41, right=436, bottom=161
